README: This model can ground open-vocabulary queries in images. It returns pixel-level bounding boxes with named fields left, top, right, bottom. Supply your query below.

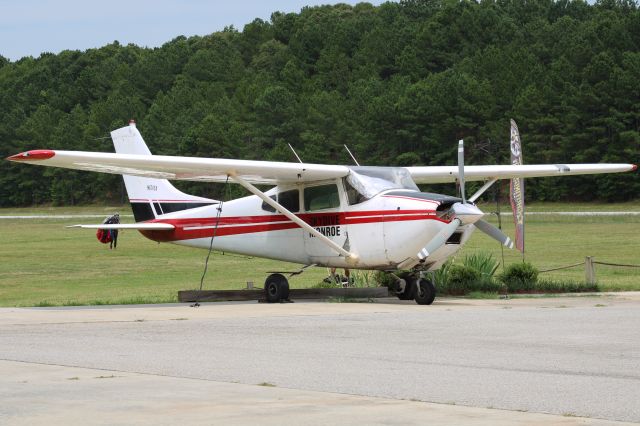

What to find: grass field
left=1, top=203, right=639, bottom=307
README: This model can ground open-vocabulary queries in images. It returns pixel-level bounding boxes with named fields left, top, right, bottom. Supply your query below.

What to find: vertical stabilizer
left=111, top=121, right=218, bottom=222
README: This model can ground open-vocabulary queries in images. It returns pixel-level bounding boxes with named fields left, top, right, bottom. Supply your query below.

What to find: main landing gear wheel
left=414, top=278, right=436, bottom=305
left=264, top=273, right=290, bottom=303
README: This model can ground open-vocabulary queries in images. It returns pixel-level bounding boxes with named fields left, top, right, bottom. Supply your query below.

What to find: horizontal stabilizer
left=67, top=223, right=174, bottom=230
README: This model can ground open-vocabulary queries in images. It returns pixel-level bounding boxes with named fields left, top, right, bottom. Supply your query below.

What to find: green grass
left=1, top=203, right=639, bottom=306
left=0, top=210, right=330, bottom=307
left=0, top=204, right=132, bottom=216
left=463, top=209, right=640, bottom=291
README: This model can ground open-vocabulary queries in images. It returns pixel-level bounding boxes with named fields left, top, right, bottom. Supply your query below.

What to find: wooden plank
left=178, top=290, right=262, bottom=302
left=178, top=287, right=390, bottom=302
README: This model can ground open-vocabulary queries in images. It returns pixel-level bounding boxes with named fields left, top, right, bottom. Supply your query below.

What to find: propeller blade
left=417, top=218, right=461, bottom=260
left=474, top=219, right=514, bottom=249
left=458, top=139, right=466, bottom=203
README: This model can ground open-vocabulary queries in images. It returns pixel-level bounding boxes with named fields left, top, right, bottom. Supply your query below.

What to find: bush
left=376, top=270, right=398, bottom=288
left=432, top=261, right=452, bottom=289
left=433, top=252, right=502, bottom=295
left=463, top=252, right=499, bottom=280
left=499, top=262, right=539, bottom=292
left=438, top=264, right=502, bottom=295
left=442, top=265, right=481, bottom=295
left=350, top=270, right=378, bottom=287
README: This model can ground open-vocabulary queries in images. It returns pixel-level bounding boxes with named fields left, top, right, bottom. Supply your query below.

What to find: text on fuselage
left=309, top=215, right=341, bottom=238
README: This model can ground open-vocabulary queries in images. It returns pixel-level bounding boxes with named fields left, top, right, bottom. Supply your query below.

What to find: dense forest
left=1, top=0, right=638, bottom=206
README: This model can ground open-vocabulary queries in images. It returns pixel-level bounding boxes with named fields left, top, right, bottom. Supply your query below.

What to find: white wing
left=7, top=150, right=635, bottom=184
left=406, top=164, right=636, bottom=184
left=7, top=150, right=349, bottom=184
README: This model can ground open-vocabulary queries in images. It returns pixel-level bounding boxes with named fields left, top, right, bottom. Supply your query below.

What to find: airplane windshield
left=346, top=166, right=419, bottom=199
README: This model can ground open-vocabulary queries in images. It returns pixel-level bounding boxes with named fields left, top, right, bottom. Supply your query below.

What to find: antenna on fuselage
left=288, top=143, right=303, bottom=164
left=343, top=144, right=360, bottom=166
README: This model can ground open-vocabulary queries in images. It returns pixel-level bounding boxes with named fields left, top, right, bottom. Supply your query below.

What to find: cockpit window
left=343, top=177, right=368, bottom=205
left=261, top=189, right=299, bottom=213
left=304, top=184, right=340, bottom=211
left=346, top=166, right=419, bottom=199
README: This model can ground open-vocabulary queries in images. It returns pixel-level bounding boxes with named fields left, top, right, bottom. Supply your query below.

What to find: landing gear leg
left=264, top=273, right=290, bottom=303
left=392, top=272, right=417, bottom=300
left=414, top=277, right=436, bottom=305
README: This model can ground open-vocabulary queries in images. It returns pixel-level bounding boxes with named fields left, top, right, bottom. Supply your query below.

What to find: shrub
left=463, top=252, right=499, bottom=279
left=433, top=252, right=502, bottom=295
left=375, top=271, right=397, bottom=288
left=443, top=265, right=482, bottom=295
left=349, top=270, right=378, bottom=287
left=499, top=262, right=539, bottom=292
left=438, top=264, right=502, bottom=295
left=432, top=261, right=452, bottom=289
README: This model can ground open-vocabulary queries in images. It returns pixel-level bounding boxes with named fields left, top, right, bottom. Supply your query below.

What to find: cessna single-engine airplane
left=7, top=121, right=636, bottom=304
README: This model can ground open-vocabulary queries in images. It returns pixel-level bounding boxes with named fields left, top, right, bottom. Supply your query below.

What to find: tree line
left=1, top=0, right=638, bottom=207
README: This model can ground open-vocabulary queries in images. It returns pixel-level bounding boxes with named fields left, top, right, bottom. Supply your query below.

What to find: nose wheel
left=264, top=273, right=290, bottom=303
left=393, top=273, right=436, bottom=305
left=414, top=278, right=436, bottom=305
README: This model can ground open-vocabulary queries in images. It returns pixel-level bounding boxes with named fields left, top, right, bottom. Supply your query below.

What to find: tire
left=264, top=273, right=289, bottom=303
left=396, top=277, right=417, bottom=300
left=414, top=278, right=436, bottom=305
left=280, top=279, right=290, bottom=300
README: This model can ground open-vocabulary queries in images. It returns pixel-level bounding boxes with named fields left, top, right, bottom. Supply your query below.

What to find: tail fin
left=111, top=120, right=218, bottom=222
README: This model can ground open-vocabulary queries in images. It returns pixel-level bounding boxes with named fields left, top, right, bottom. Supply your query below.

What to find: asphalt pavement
left=1, top=294, right=639, bottom=425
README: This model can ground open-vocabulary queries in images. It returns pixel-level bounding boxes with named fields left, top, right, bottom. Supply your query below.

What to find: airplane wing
left=7, top=150, right=635, bottom=185
left=67, top=223, right=175, bottom=230
left=406, top=164, right=636, bottom=184
left=6, top=150, right=349, bottom=185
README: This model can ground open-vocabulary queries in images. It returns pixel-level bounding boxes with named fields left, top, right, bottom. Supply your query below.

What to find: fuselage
left=139, top=179, right=475, bottom=271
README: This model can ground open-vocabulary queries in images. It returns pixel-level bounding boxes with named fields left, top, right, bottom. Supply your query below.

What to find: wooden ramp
left=178, top=287, right=390, bottom=303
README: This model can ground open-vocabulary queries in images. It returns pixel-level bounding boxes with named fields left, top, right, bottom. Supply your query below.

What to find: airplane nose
left=450, top=202, right=484, bottom=225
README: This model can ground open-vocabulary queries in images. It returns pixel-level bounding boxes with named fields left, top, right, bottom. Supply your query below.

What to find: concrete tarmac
left=1, top=293, right=639, bottom=425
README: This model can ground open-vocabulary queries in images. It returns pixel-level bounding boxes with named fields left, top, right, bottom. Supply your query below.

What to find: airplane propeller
left=415, top=139, right=514, bottom=262
left=458, top=139, right=466, bottom=203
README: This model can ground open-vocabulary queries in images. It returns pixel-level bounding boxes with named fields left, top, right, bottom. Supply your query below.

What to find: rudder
left=110, top=120, right=218, bottom=222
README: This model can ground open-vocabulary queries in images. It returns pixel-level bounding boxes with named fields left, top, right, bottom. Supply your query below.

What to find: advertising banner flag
left=509, top=119, right=525, bottom=253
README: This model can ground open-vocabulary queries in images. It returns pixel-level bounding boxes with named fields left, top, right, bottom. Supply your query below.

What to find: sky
left=0, top=0, right=386, bottom=62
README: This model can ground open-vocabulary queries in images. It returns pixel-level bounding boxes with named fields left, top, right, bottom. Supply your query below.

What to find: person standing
left=329, top=267, right=352, bottom=287
left=106, top=213, right=120, bottom=249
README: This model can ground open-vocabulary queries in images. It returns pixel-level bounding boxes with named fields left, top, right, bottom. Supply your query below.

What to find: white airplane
left=7, top=121, right=636, bottom=304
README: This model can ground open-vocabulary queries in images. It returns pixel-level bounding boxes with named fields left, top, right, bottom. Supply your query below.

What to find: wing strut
left=468, top=178, right=498, bottom=203
left=229, top=174, right=359, bottom=263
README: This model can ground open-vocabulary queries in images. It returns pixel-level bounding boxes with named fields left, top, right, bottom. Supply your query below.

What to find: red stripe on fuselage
left=141, top=209, right=446, bottom=242
left=152, top=210, right=435, bottom=226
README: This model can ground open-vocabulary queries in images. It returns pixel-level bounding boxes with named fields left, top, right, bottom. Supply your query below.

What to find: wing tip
left=6, top=150, right=56, bottom=162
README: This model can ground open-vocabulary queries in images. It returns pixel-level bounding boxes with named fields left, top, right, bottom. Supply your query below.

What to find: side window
left=261, top=196, right=277, bottom=213
left=304, top=184, right=340, bottom=211
left=278, top=189, right=299, bottom=212
left=261, top=189, right=299, bottom=213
